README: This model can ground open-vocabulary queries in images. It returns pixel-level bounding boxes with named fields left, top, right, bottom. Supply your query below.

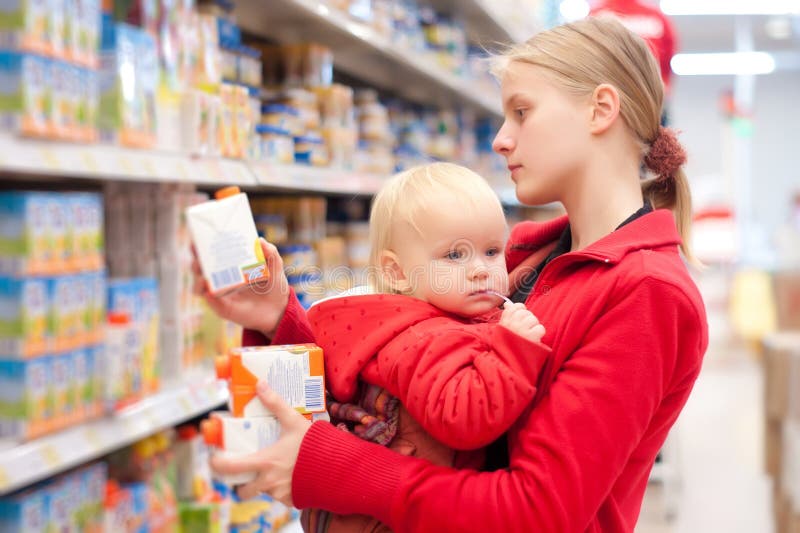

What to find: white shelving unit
left=0, top=134, right=388, bottom=196
left=233, top=0, right=503, bottom=117
left=0, top=0, right=545, bottom=502
left=250, top=162, right=388, bottom=195
left=426, top=0, right=535, bottom=44
left=0, top=135, right=256, bottom=187
left=0, top=376, right=227, bottom=496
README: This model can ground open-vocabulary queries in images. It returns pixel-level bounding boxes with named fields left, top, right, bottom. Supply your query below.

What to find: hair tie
left=644, top=127, right=687, bottom=181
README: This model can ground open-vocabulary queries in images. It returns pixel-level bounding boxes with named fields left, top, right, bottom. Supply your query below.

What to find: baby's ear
left=379, top=250, right=411, bottom=294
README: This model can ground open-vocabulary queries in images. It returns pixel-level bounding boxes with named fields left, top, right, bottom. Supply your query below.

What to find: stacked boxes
left=0, top=191, right=105, bottom=441
left=763, top=332, right=800, bottom=533
left=203, top=344, right=327, bottom=485
left=0, top=462, right=107, bottom=532
left=0, top=0, right=100, bottom=140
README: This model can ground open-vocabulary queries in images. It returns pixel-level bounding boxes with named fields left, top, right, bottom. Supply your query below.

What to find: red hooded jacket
left=307, top=294, right=549, bottom=452
left=250, top=209, right=708, bottom=532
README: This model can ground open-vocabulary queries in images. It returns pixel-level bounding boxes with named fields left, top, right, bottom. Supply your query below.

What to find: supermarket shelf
left=234, top=0, right=502, bottom=118
left=0, top=377, right=227, bottom=496
left=0, top=134, right=257, bottom=186
left=426, top=0, right=534, bottom=44
left=251, top=162, right=388, bottom=195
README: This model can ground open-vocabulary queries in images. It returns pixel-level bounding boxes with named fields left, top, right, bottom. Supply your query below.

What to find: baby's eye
left=486, top=248, right=500, bottom=257
left=445, top=250, right=464, bottom=261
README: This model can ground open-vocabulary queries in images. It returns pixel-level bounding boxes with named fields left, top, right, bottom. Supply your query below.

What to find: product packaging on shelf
left=101, top=309, right=140, bottom=411
left=0, top=462, right=107, bottom=532
left=255, top=124, right=294, bottom=165
left=178, top=495, right=231, bottom=533
left=0, top=52, right=50, bottom=138
left=50, top=350, right=75, bottom=424
left=0, top=276, right=50, bottom=358
left=186, top=186, right=268, bottom=295
left=215, top=344, right=326, bottom=418
left=0, top=192, right=51, bottom=276
left=0, top=356, right=50, bottom=440
left=181, top=89, right=221, bottom=156
left=98, top=19, right=157, bottom=148
left=175, top=425, right=214, bottom=501
left=66, top=0, right=102, bottom=68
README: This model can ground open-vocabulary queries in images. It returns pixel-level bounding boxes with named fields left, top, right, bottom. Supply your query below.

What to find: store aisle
left=637, top=343, right=774, bottom=532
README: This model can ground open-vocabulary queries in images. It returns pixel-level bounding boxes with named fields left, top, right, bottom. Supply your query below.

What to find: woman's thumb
left=256, top=381, right=302, bottom=426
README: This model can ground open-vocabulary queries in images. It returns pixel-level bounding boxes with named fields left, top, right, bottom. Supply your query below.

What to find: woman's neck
left=562, top=164, right=644, bottom=253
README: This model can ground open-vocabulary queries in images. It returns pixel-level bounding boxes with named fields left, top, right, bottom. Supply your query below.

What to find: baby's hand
left=499, top=302, right=546, bottom=344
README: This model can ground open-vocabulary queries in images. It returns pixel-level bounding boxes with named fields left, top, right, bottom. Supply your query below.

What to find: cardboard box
left=774, top=271, right=800, bottom=331
left=216, top=344, right=325, bottom=418
left=782, top=420, right=800, bottom=517
left=764, top=333, right=800, bottom=422
left=764, top=333, right=796, bottom=419
left=186, top=188, right=268, bottom=295
left=767, top=418, right=784, bottom=479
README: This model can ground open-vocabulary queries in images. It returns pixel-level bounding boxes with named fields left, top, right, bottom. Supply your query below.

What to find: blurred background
left=0, top=0, right=797, bottom=532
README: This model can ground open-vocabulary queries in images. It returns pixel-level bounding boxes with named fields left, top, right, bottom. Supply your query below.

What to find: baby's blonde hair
left=368, top=162, right=504, bottom=293
left=492, top=16, right=696, bottom=264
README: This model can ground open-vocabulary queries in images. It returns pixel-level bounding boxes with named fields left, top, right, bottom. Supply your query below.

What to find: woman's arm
left=192, top=238, right=315, bottom=345
left=243, top=287, right=316, bottom=346
left=368, top=321, right=549, bottom=450
left=291, top=277, right=706, bottom=532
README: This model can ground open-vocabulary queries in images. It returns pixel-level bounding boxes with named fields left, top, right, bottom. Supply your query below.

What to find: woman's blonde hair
left=492, top=16, right=696, bottom=264
left=368, top=162, right=505, bottom=293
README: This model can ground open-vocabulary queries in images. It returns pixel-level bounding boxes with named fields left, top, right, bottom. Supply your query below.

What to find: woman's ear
left=379, top=250, right=411, bottom=293
left=589, top=83, right=621, bottom=135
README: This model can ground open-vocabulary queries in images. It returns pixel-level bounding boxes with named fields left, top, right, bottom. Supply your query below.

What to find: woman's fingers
left=255, top=381, right=307, bottom=429
left=210, top=449, right=268, bottom=476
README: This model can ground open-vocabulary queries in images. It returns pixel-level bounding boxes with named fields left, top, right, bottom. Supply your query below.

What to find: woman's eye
left=515, top=108, right=526, bottom=119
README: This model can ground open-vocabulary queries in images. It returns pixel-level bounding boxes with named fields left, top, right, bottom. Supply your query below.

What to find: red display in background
left=590, top=0, right=678, bottom=93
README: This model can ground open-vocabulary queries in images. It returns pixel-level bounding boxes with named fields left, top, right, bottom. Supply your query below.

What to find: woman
left=199, top=17, right=708, bottom=532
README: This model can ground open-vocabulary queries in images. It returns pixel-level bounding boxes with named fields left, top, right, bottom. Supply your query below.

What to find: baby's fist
left=499, top=302, right=546, bottom=343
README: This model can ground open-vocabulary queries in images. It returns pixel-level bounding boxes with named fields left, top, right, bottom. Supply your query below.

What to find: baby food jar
left=255, top=124, right=294, bottom=165
left=294, top=133, right=329, bottom=166
left=260, top=103, right=302, bottom=136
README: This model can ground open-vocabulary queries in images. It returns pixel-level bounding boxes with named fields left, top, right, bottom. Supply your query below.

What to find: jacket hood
left=307, top=294, right=445, bottom=402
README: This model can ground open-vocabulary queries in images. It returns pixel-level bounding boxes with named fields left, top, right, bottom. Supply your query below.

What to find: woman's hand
left=192, top=238, right=290, bottom=338
left=210, top=381, right=312, bottom=505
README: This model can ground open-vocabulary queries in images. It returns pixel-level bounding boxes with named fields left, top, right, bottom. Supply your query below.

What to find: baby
left=302, top=162, right=549, bottom=533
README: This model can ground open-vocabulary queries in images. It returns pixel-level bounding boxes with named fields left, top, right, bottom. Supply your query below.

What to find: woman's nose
left=492, top=123, right=515, bottom=155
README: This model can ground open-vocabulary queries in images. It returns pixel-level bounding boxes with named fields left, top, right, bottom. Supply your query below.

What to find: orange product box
left=216, top=344, right=325, bottom=418
left=201, top=410, right=329, bottom=486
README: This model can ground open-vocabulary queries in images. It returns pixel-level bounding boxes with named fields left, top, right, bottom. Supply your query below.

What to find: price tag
left=82, top=151, right=99, bottom=173
left=40, top=445, right=61, bottom=468
left=118, top=155, right=134, bottom=174
left=40, top=149, right=60, bottom=170
left=179, top=396, right=193, bottom=415
left=177, top=161, right=190, bottom=181
left=147, top=410, right=161, bottom=428
left=142, top=158, right=156, bottom=177
left=83, top=428, right=103, bottom=452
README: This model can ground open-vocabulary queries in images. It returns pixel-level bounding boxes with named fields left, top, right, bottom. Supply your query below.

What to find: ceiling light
left=559, top=0, right=590, bottom=22
left=661, top=0, right=800, bottom=15
left=670, top=52, right=776, bottom=75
